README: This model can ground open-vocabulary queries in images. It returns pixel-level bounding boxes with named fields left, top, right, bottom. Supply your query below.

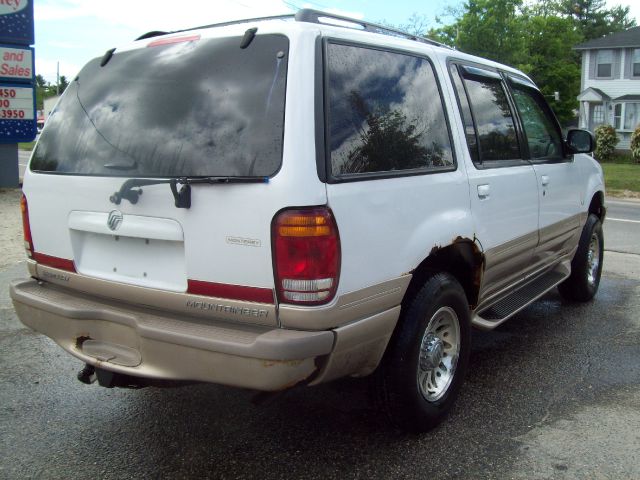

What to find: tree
left=34, top=74, right=70, bottom=110
left=400, top=0, right=636, bottom=126
left=433, top=0, right=528, bottom=68
left=58, top=75, right=69, bottom=95
left=556, top=0, right=635, bottom=41
left=518, top=11, right=582, bottom=124
left=35, top=74, right=47, bottom=89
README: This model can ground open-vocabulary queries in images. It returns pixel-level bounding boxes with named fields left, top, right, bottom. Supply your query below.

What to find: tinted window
left=449, top=64, right=479, bottom=163
left=511, top=86, right=563, bottom=160
left=463, top=76, right=520, bottom=161
left=326, top=43, right=454, bottom=176
left=31, top=35, right=288, bottom=177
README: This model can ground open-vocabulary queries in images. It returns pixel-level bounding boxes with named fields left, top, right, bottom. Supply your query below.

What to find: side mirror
left=566, top=129, right=595, bottom=154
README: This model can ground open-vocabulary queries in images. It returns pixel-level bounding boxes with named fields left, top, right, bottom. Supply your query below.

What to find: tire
left=376, top=272, right=471, bottom=432
left=558, top=213, right=603, bottom=302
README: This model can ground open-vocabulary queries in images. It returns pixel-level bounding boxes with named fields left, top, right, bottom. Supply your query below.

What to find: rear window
left=31, top=34, right=289, bottom=177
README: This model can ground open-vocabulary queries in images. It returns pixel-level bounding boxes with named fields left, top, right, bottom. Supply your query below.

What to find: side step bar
left=472, top=266, right=570, bottom=330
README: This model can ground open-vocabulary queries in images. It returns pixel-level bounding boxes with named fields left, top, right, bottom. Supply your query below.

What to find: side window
left=326, top=43, right=454, bottom=177
left=510, top=86, right=563, bottom=161
left=461, top=71, right=520, bottom=162
left=449, top=64, right=479, bottom=163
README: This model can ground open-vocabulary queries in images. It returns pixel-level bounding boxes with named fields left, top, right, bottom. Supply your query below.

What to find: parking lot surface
left=0, top=190, right=639, bottom=479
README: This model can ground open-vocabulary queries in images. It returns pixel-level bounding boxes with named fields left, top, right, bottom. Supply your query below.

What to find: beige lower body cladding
left=10, top=278, right=400, bottom=391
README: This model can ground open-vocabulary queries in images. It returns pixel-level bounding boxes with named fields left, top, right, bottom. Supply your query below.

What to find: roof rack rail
left=294, top=9, right=451, bottom=49
left=152, top=13, right=296, bottom=38
left=133, top=8, right=451, bottom=50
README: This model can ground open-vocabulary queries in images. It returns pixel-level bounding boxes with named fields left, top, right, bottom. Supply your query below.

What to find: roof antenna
left=240, top=27, right=258, bottom=49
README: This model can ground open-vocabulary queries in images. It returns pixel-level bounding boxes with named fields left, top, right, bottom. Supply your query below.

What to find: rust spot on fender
left=75, top=335, right=92, bottom=349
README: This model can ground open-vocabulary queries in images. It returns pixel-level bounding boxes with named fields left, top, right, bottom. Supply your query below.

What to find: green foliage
left=594, top=124, right=619, bottom=162
left=437, top=0, right=528, bottom=67
left=34, top=74, right=69, bottom=110
left=420, top=0, right=636, bottom=127
left=516, top=11, right=582, bottom=125
left=555, top=0, right=635, bottom=41
left=630, top=126, right=640, bottom=163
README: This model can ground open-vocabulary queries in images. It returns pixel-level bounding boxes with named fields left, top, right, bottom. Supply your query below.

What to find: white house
left=575, top=26, right=640, bottom=150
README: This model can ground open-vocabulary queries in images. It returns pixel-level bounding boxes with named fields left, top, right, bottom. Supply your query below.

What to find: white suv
left=11, top=10, right=605, bottom=432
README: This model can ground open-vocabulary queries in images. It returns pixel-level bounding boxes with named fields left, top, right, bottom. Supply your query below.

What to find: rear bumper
left=10, top=279, right=399, bottom=390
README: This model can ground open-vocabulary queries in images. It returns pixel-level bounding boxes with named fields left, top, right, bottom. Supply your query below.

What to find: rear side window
left=326, top=42, right=454, bottom=178
left=31, top=34, right=288, bottom=177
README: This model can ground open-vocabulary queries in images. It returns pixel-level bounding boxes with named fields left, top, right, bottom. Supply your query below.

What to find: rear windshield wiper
left=110, top=176, right=269, bottom=209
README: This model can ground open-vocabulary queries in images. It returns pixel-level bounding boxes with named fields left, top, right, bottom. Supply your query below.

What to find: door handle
left=541, top=175, right=550, bottom=186
left=477, top=184, right=490, bottom=199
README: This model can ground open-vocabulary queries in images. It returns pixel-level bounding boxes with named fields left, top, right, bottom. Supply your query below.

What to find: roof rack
left=175, top=13, right=296, bottom=35
left=135, top=8, right=451, bottom=50
left=294, top=9, right=451, bottom=49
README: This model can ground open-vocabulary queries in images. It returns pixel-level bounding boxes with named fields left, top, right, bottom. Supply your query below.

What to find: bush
left=631, top=126, right=640, bottom=163
left=594, top=124, right=619, bottom=162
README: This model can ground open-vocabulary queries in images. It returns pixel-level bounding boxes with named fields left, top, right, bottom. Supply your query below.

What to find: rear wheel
left=376, top=272, right=471, bottom=432
left=558, top=214, right=603, bottom=302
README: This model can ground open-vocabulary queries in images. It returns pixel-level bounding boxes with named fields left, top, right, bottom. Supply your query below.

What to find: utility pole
left=56, top=61, right=60, bottom=96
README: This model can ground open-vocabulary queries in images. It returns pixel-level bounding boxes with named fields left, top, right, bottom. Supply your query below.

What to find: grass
left=18, top=141, right=36, bottom=150
left=602, top=163, right=640, bottom=196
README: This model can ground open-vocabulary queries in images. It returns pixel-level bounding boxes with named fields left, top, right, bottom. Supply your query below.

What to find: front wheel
left=558, top=213, right=604, bottom=302
left=376, top=272, right=471, bottom=432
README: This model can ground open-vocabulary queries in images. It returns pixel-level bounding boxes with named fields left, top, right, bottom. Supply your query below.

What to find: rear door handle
left=541, top=175, right=550, bottom=186
left=477, top=184, right=490, bottom=199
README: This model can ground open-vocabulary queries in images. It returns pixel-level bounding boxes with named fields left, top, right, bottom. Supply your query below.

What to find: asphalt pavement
left=604, top=198, right=640, bottom=255
left=0, top=199, right=638, bottom=479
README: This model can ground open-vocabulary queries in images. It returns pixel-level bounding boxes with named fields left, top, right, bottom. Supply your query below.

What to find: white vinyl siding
left=583, top=50, right=640, bottom=99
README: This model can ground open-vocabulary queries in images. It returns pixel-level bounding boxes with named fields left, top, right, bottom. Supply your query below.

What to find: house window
left=614, top=104, right=622, bottom=129
left=592, top=105, right=605, bottom=125
left=623, top=103, right=640, bottom=130
left=613, top=103, right=640, bottom=131
left=596, top=49, right=613, bottom=77
left=633, top=49, right=640, bottom=77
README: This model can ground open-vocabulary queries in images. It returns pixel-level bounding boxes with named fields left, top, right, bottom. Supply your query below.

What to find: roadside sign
left=0, top=44, right=33, bottom=83
left=0, top=83, right=36, bottom=143
left=0, top=0, right=34, bottom=45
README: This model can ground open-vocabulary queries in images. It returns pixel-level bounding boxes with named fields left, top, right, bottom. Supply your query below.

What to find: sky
left=33, top=0, right=640, bottom=83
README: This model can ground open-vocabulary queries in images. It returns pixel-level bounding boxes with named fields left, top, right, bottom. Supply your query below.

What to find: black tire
left=376, top=272, right=471, bottom=432
left=558, top=213, right=603, bottom=302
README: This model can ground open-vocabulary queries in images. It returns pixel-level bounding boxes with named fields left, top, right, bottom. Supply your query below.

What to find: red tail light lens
left=20, top=194, right=33, bottom=258
left=273, top=207, right=341, bottom=305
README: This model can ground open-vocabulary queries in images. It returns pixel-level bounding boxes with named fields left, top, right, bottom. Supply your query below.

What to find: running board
left=472, top=267, right=569, bottom=331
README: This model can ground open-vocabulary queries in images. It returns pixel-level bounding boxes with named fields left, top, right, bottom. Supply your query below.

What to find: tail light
left=272, top=207, right=341, bottom=305
left=20, top=194, right=33, bottom=258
